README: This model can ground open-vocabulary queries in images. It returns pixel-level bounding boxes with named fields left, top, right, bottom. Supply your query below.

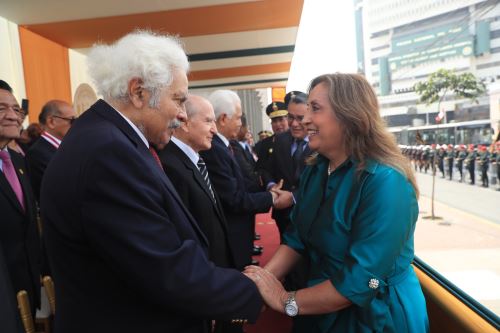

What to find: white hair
left=208, top=90, right=241, bottom=120
left=87, top=30, right=189, bottom=108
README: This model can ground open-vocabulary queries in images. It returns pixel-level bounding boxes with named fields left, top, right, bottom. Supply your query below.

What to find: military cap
left=266, top=102, right=288, bottom=119
left=284, top=91, right=307, bottom=108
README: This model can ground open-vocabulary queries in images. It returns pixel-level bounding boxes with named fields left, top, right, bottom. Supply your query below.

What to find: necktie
left=0, top=151, right=25, bottom=211
left=197, top=157, right=216, bottom=202
left=148, top=146, right=163, bottom=169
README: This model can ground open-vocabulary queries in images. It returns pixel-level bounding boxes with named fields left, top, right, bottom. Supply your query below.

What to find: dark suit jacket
left=0, top=243, right=24, bottom=333
left=26, top=137, right=57, bottom=202
left=230, top=140, right=261, bottom=193
left=0, top=148, right=40, bottom=314
left=259, top=131, right=312, bottom=223
left=158, top=141, right=234, bottom=268
left=40, top=100, right=262, bottom=333
left=200, top=135, right=272, bottom=270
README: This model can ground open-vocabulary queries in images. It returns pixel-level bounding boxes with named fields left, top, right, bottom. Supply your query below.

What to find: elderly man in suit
left=200, top=90, right=293, bottom=271
left=0, top=80, right=41, bottom=322
left=158, top=95, right=244, bottom=333
left=158, top=95, right=233, bottom=268
left=40, top=31, right=262, bottom=333
left=26, top=99, right=76, bottom=202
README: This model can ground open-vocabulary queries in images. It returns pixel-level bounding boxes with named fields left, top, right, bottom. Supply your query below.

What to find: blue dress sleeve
left=330, top=166, right=419, bottom=306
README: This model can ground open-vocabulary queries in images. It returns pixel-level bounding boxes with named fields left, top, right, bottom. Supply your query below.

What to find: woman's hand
left=243, top=265, right=288, bottom=313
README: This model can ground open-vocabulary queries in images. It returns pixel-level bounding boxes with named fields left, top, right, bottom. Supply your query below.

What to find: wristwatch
left=284, top=291, right=299, bottom=317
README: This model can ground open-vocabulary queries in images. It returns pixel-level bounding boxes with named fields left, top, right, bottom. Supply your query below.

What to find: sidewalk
left=415, top=195, right=500, bottom=316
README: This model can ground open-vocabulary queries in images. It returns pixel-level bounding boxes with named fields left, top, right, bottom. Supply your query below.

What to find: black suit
left=158, top=140, right=234, bottom=268
left=0, top=149, right=41, bottom=314
left=230, top=140, right=261, bottom=192
left=200, top=135, right=273, bottom=270
left=259, top=131, right=312, bottom=236
left=26, top=137, right=57, bottom=202
left=0, top=243, right=24, bottom=333
left=40, top=100, right=262, bottom=333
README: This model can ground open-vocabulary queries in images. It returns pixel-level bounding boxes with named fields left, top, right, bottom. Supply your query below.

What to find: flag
left=435, top=108, right=445, bottom=123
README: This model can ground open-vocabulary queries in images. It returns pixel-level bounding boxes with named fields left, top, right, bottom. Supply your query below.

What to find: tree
left=414, top=69, right=485, bottom=220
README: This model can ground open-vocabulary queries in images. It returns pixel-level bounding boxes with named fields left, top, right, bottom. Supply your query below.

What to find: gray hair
left=208, top=90, right=240, bottom=120
left=87, top=30, right=189, bottom=108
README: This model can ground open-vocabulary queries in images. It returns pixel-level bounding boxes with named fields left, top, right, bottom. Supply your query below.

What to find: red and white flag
left=435, top=108, right=445, bottom=123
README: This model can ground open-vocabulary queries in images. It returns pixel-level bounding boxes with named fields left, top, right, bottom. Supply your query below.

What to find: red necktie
left=0, top=151, right=25, bottom=211
left=149, top=146, right=163, bottom=169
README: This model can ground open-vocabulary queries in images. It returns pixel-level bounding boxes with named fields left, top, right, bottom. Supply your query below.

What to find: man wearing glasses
left=259, top=91, right=311, bottom=292
left=26, top=100, right=76, bottom=202
left=0, top=80, right=41, bottom=327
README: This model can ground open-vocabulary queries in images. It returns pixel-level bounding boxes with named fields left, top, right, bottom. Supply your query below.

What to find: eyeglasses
left=287, top=114, right=304, bottom=123
left=0, top=104, right=28, bottom=119
left=53, top=115, right=76, bottom=125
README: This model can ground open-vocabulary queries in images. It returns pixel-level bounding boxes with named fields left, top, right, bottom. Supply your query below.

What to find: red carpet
left=245, top=210, right=292, bottom=333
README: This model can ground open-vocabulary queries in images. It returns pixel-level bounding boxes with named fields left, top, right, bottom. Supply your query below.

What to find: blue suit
left=41, top=100, right=262, bottom=333
left=284, top=155, right=429, bottom=333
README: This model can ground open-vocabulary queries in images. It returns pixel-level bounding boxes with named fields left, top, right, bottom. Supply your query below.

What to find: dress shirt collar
left=110, top=103, right=149, bottom=148
left=0, top=146, right=8, bottom=171
left=171, top=136, right=199, bottom=167
left=216, top=133, right=230, bottom=147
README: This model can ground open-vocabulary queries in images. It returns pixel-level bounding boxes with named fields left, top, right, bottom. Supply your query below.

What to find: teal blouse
left=283, top=155, right=429, bottom=333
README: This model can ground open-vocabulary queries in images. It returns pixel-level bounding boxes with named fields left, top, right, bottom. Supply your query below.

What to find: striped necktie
left=197, top=157, right=216, bottom=202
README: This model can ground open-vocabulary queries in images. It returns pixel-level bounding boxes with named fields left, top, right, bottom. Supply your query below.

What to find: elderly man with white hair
left=40, top=31, right=262, bottom=333
left=200, top=90, right=293, bottom=272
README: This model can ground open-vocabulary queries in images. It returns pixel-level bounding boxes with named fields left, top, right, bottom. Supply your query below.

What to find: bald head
left=174, top=95, right=217, bottom=153
left=39, top=100, right=77, bottom=139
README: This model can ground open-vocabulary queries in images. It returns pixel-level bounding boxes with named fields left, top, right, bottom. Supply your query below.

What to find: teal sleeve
left=330, top=167, right=418, bottom=306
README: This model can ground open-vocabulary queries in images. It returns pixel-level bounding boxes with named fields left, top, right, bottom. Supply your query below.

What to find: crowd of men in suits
left=0, top=31, right=314, bottom=333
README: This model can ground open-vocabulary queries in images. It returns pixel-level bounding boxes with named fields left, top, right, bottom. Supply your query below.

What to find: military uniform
left=478, top=147, right=490, bottom=187
left=254, top=102, right=288, bottom=183
left=465, top=145, right=477, bottom=185
left=456, top=146, right=467, bottom=182
left=445, top=145, right=454, bottom=180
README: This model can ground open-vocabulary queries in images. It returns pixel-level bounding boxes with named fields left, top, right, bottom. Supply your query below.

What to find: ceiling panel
left=2, top=0, right=304, bottom=90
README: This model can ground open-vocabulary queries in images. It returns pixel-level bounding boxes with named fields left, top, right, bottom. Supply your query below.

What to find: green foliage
left=414, top=69, right=486, bottom=105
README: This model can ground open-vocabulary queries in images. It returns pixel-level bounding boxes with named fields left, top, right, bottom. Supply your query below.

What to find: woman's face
left=304, top=82, right=344, bottom=159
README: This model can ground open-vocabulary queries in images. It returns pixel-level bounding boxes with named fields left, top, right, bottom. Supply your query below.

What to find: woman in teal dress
left=245, top=73, right=429, bottom=332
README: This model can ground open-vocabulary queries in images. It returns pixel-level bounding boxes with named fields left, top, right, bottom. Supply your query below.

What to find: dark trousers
left=469, top=166, right=475, bottom=184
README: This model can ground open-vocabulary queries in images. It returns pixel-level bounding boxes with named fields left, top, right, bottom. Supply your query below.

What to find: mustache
left=168, top=119, right=182, bottom=129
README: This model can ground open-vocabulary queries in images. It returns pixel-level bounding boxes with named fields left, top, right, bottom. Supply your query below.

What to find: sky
left=287, top=0, right=358, bottom=92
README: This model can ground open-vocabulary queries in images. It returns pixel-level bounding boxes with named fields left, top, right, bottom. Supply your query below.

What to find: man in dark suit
left=0, top=80, right=41, bottom=321
left=40, top=31, right=262, bottom=333
left=26, top=99, right=76, bottom=202
left=201, top=90, right=292, bottom=271
left=158, top=95, right=234, bottom=269
left=260, top=93, right=311, bottom=239
left=231, top=121, right=261, bottom=193
left=0, top=244, right=24, bottom=333
left=159, top=95, right=245, bottom=333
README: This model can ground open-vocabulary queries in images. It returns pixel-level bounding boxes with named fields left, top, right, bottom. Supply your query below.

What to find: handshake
left=269, top=180, right=294, bottom=210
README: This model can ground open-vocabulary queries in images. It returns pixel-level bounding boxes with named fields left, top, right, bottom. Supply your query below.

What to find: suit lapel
left=0, top=150, right=26, bottom=215
left=141, top=144, right=209, bottom=246
left=94, top=100, right=209, bottom=246
left=171, top=144, right=216, bottom=205
left=11, top=150, right=35, bottom=219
